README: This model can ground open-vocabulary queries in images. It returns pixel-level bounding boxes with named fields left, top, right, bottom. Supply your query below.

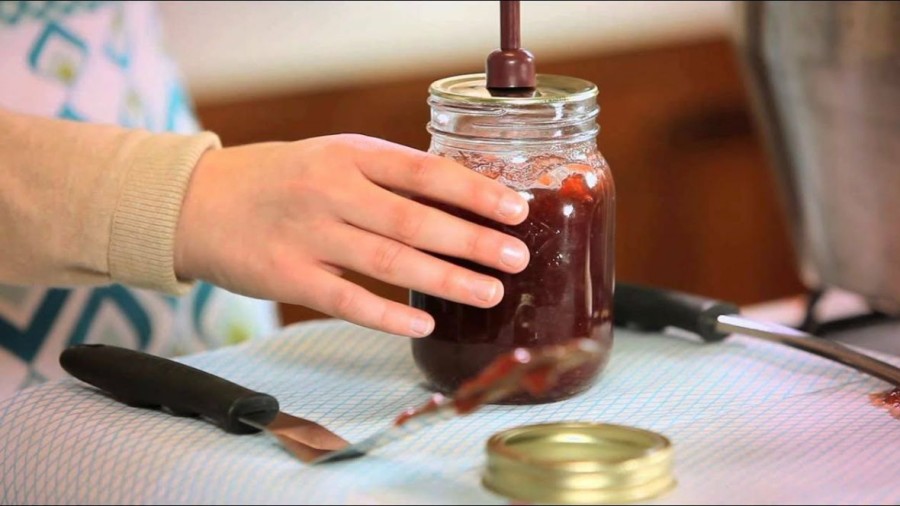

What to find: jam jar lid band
left=430, top=73, right=598, bottom=105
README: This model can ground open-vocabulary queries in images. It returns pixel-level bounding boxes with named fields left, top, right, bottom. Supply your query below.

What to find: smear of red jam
left=869, top=387, right=900, bottom=420
left=394, top=394, right=445, bottom=426
left=453, top=348, right=535, bottom=415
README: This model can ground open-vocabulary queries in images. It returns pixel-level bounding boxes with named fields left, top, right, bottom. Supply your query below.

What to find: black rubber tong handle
left=614, top=283, right=741, bottom=342
left=60, top=344, right=279, bottom=434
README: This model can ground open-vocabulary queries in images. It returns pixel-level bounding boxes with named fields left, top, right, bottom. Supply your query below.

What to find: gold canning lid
left=429, top=73, right=597, bottom=105
left=482, top=422, right=676, bottom=504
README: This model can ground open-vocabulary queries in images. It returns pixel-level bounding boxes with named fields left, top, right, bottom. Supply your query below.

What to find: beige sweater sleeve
left=0, top=107, right=221, bottom=295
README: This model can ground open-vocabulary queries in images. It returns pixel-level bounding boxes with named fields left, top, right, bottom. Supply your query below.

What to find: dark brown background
left=193, top=36, right=805, bottom=325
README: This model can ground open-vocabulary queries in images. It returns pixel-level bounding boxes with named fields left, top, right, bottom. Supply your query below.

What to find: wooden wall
left=193, top=36, right=805, bottom=325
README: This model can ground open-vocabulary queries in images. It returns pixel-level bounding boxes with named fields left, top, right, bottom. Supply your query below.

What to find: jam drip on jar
left=869, top=387, right=900, bottom=420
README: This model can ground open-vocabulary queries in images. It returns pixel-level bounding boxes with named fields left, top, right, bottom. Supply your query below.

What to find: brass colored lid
left=482, top=422, right=675, bottom=504
left=430, top=73, right=597, bottom=105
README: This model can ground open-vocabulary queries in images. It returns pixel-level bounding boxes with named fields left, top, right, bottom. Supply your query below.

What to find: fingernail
left=410, top=316, right=433, bottom=336
left=497, top=195, right=526, bottom=219
left=500, top=244, right=528, bottom=268
left=471, top=278, right=500, bottom=303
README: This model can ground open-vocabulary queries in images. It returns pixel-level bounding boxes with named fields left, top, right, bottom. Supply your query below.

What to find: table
left=1, top=316, right=898, bottom=505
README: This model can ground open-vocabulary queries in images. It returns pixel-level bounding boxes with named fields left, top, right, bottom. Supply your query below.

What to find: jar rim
left=430, top=73, right=598, bottom=106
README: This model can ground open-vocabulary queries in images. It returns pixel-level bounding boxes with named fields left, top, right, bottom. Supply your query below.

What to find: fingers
left=317, top=223, right=505, bottom=310
left=299, top=267, right=436, bottom=338
left=345, top=136, right=529, bottom=226
left=338, top=185, right=530, bottom=274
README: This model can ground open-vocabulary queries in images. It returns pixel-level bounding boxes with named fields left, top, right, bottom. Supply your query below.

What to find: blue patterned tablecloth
left=1, top=319, right=898, bottom=504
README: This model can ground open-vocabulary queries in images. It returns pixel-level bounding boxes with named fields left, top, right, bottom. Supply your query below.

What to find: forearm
left=0, top=107, right=220, bottom=294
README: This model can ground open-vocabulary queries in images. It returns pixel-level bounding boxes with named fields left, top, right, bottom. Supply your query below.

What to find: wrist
left=174, top=145, right=221, bottom=283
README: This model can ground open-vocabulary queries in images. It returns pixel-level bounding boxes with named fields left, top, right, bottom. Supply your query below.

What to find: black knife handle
left=60, top=344, right=279, bottom=434
left=614, top=283, right=740, bottom=342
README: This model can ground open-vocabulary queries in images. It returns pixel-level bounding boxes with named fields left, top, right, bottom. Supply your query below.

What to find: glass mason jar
left=410, top=73, right=616, bottom=404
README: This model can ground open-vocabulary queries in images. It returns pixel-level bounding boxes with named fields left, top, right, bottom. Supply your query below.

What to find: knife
left=614, top=283, right=900, bottom=387
left=59, top=344, right=349, bottom=463
left=61, top=338, right=602, bottom=466
left=309, top=337, right=603, bottom=465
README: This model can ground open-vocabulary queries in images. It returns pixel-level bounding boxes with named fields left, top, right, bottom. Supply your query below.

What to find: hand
left=174, top=134, right=530, bottom=338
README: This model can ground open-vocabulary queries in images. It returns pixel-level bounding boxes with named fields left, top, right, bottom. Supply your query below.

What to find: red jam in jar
left=410, top=74, right=615, bottom=404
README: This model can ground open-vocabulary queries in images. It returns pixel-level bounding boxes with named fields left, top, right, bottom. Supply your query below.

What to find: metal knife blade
left=614, top=283, right=900, bottom=387
left=60, top=344, right=349, bottom=463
